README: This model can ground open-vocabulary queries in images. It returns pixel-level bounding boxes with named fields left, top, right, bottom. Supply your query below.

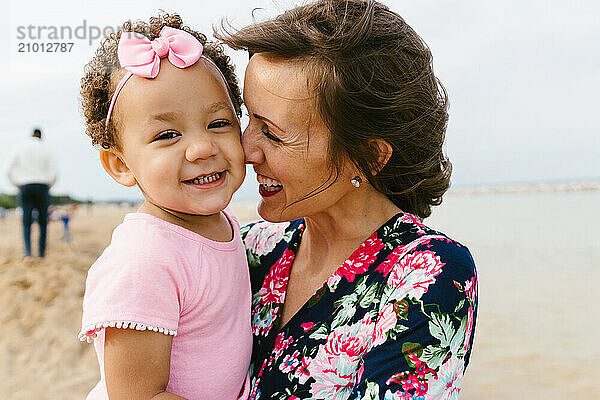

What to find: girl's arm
left=104, top=327, right=186, bottom=400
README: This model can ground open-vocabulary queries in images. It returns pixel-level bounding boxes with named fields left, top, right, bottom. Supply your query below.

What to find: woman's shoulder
left=382, top=212, right=475, bottom=266
left=375, top=212, right=477, bottom=309
left=372, top=212, right=476, bottom=294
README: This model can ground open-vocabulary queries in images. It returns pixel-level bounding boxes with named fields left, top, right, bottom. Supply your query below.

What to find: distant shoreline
left=448, top=181, right=600, bottom=195
left=1, top=181, right=599, bottom=206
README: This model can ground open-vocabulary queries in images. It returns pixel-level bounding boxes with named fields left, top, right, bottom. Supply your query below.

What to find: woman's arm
left=104, top=328, right=186, bottom=400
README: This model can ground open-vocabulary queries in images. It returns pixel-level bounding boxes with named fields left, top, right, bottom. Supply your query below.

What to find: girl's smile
left=182, top=170, right=227, bottom=189
left=101, top=59, right=246, bottom=223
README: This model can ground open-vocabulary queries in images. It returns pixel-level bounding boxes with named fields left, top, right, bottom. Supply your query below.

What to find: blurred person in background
left=6, top=128, right=57, bottom=259
left=60, top=204, right=77, bottom=244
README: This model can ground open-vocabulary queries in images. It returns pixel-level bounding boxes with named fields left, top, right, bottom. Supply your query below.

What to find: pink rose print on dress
left=463, top=269, right=478, bottom=305
left=463, top=306, right=474, bottom=352
left=386, top=250, right=445, bottom=302
left=252, top=303, right=279, bottom=336
left=425, top=356, right=464, bottom=400
left=386, top=351, right=435, bottom=398
left=453, top=269, right=477, bottom=306
left=356, top=363, right=365, bottom=386
left=279, top=350, right=302, bottom=374
left=244, top=221, right=290, bottom=256
left=259, top=249, right=294, bottom=306
left=335, top=235, right=384, bottom=283
left=411, top=355, right=436, bottom=380
left=375, top=236, right=440, bottom=277
left=294, top=356, right=311, bottom=384
left=308, top=316, right=375, bottom=400
left=326, top=273, right=342, bottom=291
left=246, top=214, right=477, bottom=399
left=383, top=391, right=417, bottom=400
left=399, top=373, right=425, bottom=395
left=301, top=322, right=315, bottom=332
left=373, top=303, right=398, bottom=347
left=270, top=332, right=294, bottom=365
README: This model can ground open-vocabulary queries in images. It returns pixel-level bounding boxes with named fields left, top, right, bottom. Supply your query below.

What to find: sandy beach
left=0, top=190, right=598, bottom=399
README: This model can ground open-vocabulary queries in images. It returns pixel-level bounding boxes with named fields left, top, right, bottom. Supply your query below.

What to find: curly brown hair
left=81, top=12, right=242, bottom=150
left=216, top=0, right=451, bottom=219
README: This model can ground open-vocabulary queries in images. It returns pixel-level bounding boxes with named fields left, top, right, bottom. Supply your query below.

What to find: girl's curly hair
left=81, top=12, right=242, bottom=150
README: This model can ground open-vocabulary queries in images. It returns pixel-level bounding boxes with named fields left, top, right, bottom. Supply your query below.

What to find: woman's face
left=242, top=54, right=356, bottom=222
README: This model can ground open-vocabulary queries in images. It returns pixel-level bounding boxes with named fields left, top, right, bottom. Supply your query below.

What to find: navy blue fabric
left=242, top=212, right=478, bottom=400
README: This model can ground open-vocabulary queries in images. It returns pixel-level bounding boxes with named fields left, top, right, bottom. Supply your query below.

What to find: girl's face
left=242, top=54, right=357, bottom=222
left=107, top=59, right=245, bottom=217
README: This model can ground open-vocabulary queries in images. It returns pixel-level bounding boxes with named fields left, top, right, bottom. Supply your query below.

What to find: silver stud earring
left=351, top=176, right=362, bottom=188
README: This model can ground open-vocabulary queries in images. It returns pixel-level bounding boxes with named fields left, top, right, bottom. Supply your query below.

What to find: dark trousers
left=18, top=183, right=50, bottom=257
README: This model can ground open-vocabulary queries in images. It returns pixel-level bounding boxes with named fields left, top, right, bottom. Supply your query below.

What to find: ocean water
left=426, top=191, right=600, bottom=399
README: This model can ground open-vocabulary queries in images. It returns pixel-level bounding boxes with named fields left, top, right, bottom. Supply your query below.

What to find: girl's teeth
left=191, top=172, right=222, bottom=185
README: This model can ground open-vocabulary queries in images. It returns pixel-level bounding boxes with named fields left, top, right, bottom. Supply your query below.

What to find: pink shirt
left=79, top=210, right=252, bottom=400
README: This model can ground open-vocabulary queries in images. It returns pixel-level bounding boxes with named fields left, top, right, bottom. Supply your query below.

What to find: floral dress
left=241, top=212, right=478, bottom=400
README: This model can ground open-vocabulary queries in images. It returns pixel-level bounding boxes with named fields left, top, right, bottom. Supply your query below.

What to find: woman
left=218, top=1, right=478, bottom=399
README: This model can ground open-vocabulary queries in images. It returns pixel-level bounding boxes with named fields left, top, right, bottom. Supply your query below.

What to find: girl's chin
left=186, top=205, right=230, bottom=217
left=162, top=201, right=230, bottom=218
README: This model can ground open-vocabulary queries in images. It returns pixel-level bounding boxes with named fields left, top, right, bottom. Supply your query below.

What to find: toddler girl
left=78, top=13, right=251, bottom=400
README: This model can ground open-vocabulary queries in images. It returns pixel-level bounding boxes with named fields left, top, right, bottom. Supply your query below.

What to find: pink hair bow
left=118, top=26, right=203, bottom=78
left=105, top=26, right=228, bottom=129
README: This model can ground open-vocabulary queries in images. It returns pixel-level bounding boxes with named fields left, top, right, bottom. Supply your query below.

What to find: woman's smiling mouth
left=257, top=174, right=283, bottom=197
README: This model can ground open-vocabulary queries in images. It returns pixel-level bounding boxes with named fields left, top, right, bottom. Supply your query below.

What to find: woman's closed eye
left=261, top=126, right=282, bottom=143
left=152, top=130, right=180, bottom=142
left=244, top=112, right=282, bottom=143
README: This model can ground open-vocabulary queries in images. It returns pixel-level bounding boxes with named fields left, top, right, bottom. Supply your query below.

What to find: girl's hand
left=104, top=327, right=187, bottom=400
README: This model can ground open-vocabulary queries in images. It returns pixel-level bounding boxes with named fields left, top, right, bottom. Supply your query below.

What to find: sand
left=0, top=205, right=126, bottom=399
left=0, top=192, right=598, bottom=399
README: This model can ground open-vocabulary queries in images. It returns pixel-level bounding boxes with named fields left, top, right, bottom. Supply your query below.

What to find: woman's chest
left=280, top=260, right=339, bottom=327
left=250, top=272, right=385, bottom=399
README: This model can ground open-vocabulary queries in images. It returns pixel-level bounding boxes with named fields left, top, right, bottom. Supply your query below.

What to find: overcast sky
left=1, top=0, right=598, bottom=201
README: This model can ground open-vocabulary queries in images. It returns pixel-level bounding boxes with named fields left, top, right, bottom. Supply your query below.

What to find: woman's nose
left=242, top=125, right=265, bottom=165
left=185, top=136, right=218, bottom=162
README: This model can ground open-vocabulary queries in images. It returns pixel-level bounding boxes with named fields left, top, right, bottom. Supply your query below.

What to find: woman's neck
left=299, top=186, right=401, bottom=271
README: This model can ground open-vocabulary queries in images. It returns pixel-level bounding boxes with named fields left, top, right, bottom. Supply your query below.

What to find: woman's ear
left=370, top=139, right=393, bottom=175
left=99, top=149, right=136, bottom=187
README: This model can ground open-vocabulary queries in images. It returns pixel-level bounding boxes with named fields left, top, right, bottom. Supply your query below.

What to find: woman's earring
left=351, top=176, right=362, bottom=188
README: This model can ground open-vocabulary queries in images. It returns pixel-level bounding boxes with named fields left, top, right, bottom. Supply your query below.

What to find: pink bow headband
left=105, top=26, right=229, bottom=128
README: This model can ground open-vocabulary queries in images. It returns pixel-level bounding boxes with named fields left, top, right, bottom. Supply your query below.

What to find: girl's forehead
left=112, top=63, right=236, bottom=132
left=118, top=61, right=233, bottom=111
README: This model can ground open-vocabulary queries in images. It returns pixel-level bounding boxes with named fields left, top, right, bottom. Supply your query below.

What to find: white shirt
left=6, top=136, right=57, bottom=188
